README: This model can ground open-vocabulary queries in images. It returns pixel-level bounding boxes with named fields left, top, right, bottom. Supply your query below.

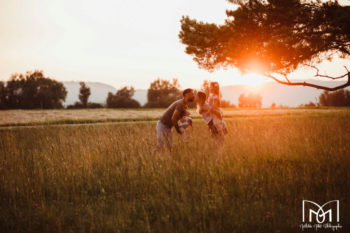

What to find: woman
left=196, top=85, right=227, bottom=144
left=208, top=82, right=227, bottom=138
left=196, top=91, right=220, bottom=136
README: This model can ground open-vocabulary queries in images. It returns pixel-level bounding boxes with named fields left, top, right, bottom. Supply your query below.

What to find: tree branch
left=265, top=73, right=350, bottom=91
left=281, top=73, right=291, bottom=83
left=304, top=64, right=350, bottom=80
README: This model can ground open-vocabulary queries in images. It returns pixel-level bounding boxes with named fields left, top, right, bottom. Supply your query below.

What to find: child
left=178, top=110, right=192, bottom=142
left=208, top=82, right=228, bottom=135
left=196, top=91, right=226, bottom=136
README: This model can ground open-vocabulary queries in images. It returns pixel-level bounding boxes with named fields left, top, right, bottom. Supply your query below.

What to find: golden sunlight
left=241, top=73, right=266, bottom=88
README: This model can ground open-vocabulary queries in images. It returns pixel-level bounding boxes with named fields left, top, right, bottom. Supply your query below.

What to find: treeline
left=238, top=93, right=262, bottom=108
left=107, top=78, right=183, bottom=109
left=1, top=70, right=350, bottom=109
left=0, top=70, right=259, bottom=109
left=299, top=89, right=350, bottom=107
left=0, top=71, right=67, bottom=109
left=0, top=70, right=199, bottom=109
left=241, top=89, right=350, bottom=109
left=68, top=79, right=184, bottom=109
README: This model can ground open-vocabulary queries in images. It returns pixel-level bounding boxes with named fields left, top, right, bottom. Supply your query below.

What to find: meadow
left=0, top=109, right=350, bottom=232
left=0, top=108, right=348, bottom=126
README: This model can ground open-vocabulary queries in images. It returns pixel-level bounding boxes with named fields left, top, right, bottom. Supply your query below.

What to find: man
left=156, top=88, right=195, bottom=151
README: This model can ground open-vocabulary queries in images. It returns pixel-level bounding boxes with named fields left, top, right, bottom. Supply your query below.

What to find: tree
left=106, top=86, right=141, bottom=108
left=79, top=82, right=91, bottom=107
left=319, top=89, right=350, bottom=106
left=4, top=70, right=67, bottom=109
left=144, top=78, right=182, bottom=107
left=221, top=99, right=236, bottom=108
left=0, top=81, right=7, bottom=109
left=68, top=82, right=103, bottom=109
left=238, top=93, right=262, bottom=108
left=200, top=80, right=210, bottom=99
left=179, top=0, right=350, bottom=91
left=299, top=101, right=317, bottom=107
left=116, top=86, right=135, bottom=99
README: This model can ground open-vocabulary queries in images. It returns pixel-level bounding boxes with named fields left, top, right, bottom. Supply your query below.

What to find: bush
left=144, top=78, right=181, bottom=108
left=299, top=102, right=317, bottom=108
left=67, top=102, right=103, bottom=109
left=106, top=86, right=141, bottom=108
left=87, top=102, right=103, bottom=108
left=107, top=96, right=140, bottom=108
left=67, top=102, right=84, bottom=109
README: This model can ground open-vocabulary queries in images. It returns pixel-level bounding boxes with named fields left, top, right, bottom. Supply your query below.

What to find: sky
left=1, top=0, right=350, bottom=90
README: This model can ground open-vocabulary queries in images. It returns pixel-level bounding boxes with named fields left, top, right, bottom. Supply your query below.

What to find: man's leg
left=156, top=120, right=172, bottom=152
left=164, top=127, right=172, bottom=151
left=156, top=121, right=164, bottom=148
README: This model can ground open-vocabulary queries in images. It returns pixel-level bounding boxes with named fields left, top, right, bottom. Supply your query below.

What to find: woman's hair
left=196, top=91, right=206, bottom=104
left=210, top=82, right=220, bottom=96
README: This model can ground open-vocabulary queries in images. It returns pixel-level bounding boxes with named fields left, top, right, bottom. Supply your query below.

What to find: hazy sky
left=1, top=0, right=349, bottom=89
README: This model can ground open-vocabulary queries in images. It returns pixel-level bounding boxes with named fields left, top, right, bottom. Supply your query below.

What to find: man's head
left=182, top=88, right=195, bottom=103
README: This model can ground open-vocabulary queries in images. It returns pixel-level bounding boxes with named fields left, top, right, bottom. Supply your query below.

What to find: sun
left=241, top=73, right=266, bottom=88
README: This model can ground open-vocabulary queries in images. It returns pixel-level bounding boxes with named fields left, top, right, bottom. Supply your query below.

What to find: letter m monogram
left=302, top=200, right=340, bottom=224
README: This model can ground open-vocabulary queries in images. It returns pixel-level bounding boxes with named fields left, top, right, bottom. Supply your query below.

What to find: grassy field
left=0, top=108, right=349, bottom=127
left=0, top=110, right=350, bottom=232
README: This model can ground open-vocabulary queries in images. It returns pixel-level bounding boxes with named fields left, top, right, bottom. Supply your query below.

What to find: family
left=156, top=82, right=227, bottom=152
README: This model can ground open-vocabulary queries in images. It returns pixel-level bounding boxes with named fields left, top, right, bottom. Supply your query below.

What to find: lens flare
left=241, top=73, right=266, bottom=88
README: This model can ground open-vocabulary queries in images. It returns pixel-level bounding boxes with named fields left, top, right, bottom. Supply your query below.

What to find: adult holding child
left=196, top=82, right=227, bottom=148
left=156, top=88, right=195, bottom=152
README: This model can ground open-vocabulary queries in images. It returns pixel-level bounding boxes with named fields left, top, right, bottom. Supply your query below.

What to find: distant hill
left=63, top=80, right=350, bottom=107
left=221, top=80, right=350, bottom=107
left=63, top=82, right=117, bottom=106
left=63, top=82, right=148, bottom=106
left=133, top=89, right=148, bottom=106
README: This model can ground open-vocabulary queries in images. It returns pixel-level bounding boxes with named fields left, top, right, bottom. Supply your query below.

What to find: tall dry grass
left=0, top=113, right=349, bottom=232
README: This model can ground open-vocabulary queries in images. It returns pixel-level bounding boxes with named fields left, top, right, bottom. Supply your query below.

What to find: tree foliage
left=116, top=86, right=135, bottom=99
left=144, top=78, right=181, bottom=108
left=106, top=86, right=141, bottom=108
left=179, top=0, right=350, bottom=90
left=79, top=82, right=91, bottom=107
left=319, top=89, right=350, bottom=106
left=68, top=82, right=104, bottom=109
left=1, top=70, right=67, bottom=109
left=0, top=81, right=6, bottom=109
left=221, top=99, right=236, bottom=108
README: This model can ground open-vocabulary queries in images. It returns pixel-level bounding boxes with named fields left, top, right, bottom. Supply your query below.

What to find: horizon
left=61, top=79, right=350, bottom=108
left=60, top=78, right=350, bottom=90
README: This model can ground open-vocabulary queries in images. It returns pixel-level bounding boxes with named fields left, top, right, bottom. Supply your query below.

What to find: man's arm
left=171, top=109, right=182, bottom=134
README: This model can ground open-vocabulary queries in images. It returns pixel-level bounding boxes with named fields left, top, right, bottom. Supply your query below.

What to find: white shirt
left=179, top=116, right=192, bottom=129
left=200, top=103, right=213, bottom=124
